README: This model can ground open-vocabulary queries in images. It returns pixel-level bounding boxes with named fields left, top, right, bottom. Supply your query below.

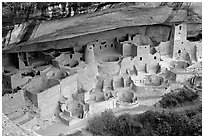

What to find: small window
left=93, top=44, right=95, bottom=47
left=179, top=26, right=182, bottom=30
left=140, top=57, right=142, bottom=60
left=101, top=42, right=106, bottom=45
left=105, top=45, right=107, bottom=47
left=70, top=54, right=73, bottom=59
left=181, top=42, right=184, bottom=44
left=111, top=44, right=113, bottom=47
left=178, top=50, right=181, bottom=53
left=100, top=46, right=102, bottom=49
left=154, top=56, right=156, bottom=60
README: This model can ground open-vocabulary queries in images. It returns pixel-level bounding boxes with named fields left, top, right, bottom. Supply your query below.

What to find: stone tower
left=85, top=44, right=95, bottom=64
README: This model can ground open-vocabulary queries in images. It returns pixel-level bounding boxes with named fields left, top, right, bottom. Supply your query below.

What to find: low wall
left=98, top=62, right=120, bottom=75
left=11, top=73, right=31, bottom=89
left=88, top=99, right=117, bottom=117
left=176, top=73, right=194, bottom=83
left=2, top=90, right=26, bottom=114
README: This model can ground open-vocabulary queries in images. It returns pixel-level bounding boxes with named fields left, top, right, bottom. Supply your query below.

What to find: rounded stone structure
left=116, top=89, right=134, bottom=103
left=85, top=44, right=95, bottom=64
left=170, top=60, right=190, bottom=69
left=144, top=74, right=164, bottom=86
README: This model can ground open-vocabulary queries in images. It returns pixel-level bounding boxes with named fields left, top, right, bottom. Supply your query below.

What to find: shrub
left=159, top=87, right=198, bottom=108
left=87, top=107, right=202, bottom=136
left=88, top=110, right=116, bottom=136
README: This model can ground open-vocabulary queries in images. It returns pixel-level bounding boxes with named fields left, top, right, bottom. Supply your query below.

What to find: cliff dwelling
left=2, top=2, right=202, bottom=136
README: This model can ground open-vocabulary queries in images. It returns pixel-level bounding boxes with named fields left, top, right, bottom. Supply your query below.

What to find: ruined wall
left=121, top=42, right=132, bottom=56
left=173, top=40, right=201, bottom=63
left=131, top=44, right=137, bottom=57
left=116, top=89, right=134, bottom=103
left=18, top=52, right=30, bottom=69
left=23, top=76, right=59, bottom=93
left=2, top=113, right=39, bottom=136
left=176, top=73, right=195, bottom=83
left=113, top=76, right=124, bottom=89
left=136, top=45, right=150, bottom=63
left=2, top=73, right=12, bottom=90
left=2, top=91, right=26, bottom=115
left=143, top=74, right=163, bottom=86
left=88, top=99, right=116, bottom=117
left=89, top=91, right=105, bottom=102
left=173, top=40, right=188, bottom=60
left=120, top=57, right=133, bottom=75
left=77, top=67, right=97, bottom=92
left=27, top=84, right=61, bottom=118
left=147, top=53, right=160, bottom=74
left=132, top=34, right=150, bottom=46
left=3, top=53, right=19, bottom=70
left=60, top=73, right=77, bottom=99
left=11, top=73, right=32, bottom=89
left=157, top=41, right=171, bottom=56
left=92, top=39, right=116, bottom=57
left=98, top=61, right=120, bottom=75
left=26, top=52, right=50, bottom=68
left=45, top=67, right=68, bottom=80
left=187, top=42, right=198, bottom=62
left=195, top=42, right=202, bottom=62
left=54, top=52, right=83, bottom=68
left=132, top=45, right=151, bottom=73
left=172, top=23, right=202, bottom=63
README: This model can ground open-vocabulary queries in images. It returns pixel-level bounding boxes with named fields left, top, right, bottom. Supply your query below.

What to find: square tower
left=174, top=23, right=187, bottom=41
left=172, top=23, right=188, bottom=59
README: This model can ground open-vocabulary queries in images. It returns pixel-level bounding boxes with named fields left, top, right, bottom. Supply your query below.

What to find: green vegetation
left=87, top=87, right=202, bottom=136
left=159, top=87, right=199, bottom=108
left=88, top=106, right=202, bottom=136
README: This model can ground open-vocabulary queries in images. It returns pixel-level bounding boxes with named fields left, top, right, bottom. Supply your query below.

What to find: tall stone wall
left=60, top=73, right=78, bottom=99
left=37, top=84, right=61, bottom=118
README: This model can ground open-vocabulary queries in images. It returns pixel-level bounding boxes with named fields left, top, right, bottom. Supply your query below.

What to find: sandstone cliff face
left=3, top=2, right=201, bottom=53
